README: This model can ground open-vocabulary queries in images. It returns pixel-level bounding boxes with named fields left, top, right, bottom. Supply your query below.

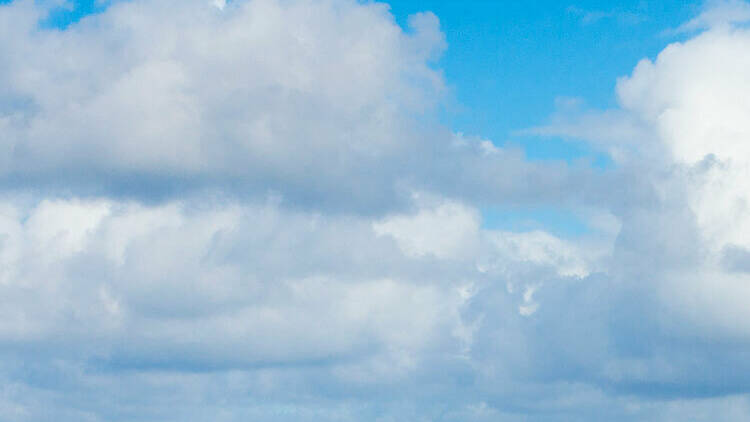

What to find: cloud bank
left=2, top=0, right=750, bottom=420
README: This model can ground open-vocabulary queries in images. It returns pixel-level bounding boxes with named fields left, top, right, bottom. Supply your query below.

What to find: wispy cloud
left=674, top=0, right=750, bottom=32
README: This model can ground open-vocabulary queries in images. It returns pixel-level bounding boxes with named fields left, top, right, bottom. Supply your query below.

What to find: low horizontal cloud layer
left=0, top=193, right=608, bottom=420
left=2, top=0, right=750, bottom=420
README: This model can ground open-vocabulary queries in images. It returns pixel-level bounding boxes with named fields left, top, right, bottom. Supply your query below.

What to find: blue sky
left=388, top=0, right=696, bottom=161
left=3, top=0, right=750, bottom=420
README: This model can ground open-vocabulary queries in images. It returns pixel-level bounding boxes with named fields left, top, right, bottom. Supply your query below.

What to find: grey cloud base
left=2, top=0, right=750, bottom=421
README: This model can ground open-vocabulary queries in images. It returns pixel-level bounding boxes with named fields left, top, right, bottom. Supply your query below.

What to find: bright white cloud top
left=2, top=0, right=750, bottom=421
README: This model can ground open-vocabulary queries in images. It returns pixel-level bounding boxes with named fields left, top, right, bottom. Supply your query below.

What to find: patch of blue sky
left=29, top=0, right=110, bottom=30
left=481, top=206, right=590, bottom=238
left=388, top=0, right=698, bottom=164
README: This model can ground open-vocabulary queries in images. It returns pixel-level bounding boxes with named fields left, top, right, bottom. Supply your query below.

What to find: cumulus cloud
left=0, top=0, right=445, bottom=207
left=0, top=192, right=603, bottom=420
left=525, top=1, right=750, bottom=407
left=0, top=0, right=617, bottom=214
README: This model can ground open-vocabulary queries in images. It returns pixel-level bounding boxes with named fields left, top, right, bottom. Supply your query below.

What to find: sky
left=388, top=0, right=695, bottom=158
left=2, top=0, right=750, bottom=421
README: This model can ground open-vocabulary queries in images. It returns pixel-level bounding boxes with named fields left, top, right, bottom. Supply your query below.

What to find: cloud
left=0, top=0, right=445, bottom=208
left=373, top=195, right=481, bottom=260
left=526, top=2, right=750, bottom=404
left=0, top=196, right=472, bottom=366
left=0, top=0, right=619, bottom=215
left=3, top=0, right=750, bottom=420
left=675, top=0, right=750, bottom=33
left=0, top=192, right=607, bottom=420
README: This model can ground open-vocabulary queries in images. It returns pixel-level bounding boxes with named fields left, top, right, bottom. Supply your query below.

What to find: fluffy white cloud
left=533, top=8, right=750, bottom=269
left=0, top=192, right=604, bottom=420
left=0, top=0, right=447, bottom=208
left=617, top=29, right=750, bottom=165
left=0, top=0, right=615, bottom=214
left=373, top=195, right=481, bottom=260
left=524, top=3, right=750, bottom=402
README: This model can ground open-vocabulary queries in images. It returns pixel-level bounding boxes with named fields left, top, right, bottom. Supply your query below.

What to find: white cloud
left=0, top=186, right=609, bottom=419
left=675, top=0, right=750, bottom=33
left=373, top=196, right=481, bottom=260
left=482, top=230, right=593, bottom=278
left=0, top=196, right=473, bottom=366
left=0, top=0, right=615, bottom=215
left=531, top=2, right=750, bottom=362
left=0, top=0, right=446, bottom=207
left=617, top=30, right=750, bottom=165
left=615, top=26, right=750, bottom=261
